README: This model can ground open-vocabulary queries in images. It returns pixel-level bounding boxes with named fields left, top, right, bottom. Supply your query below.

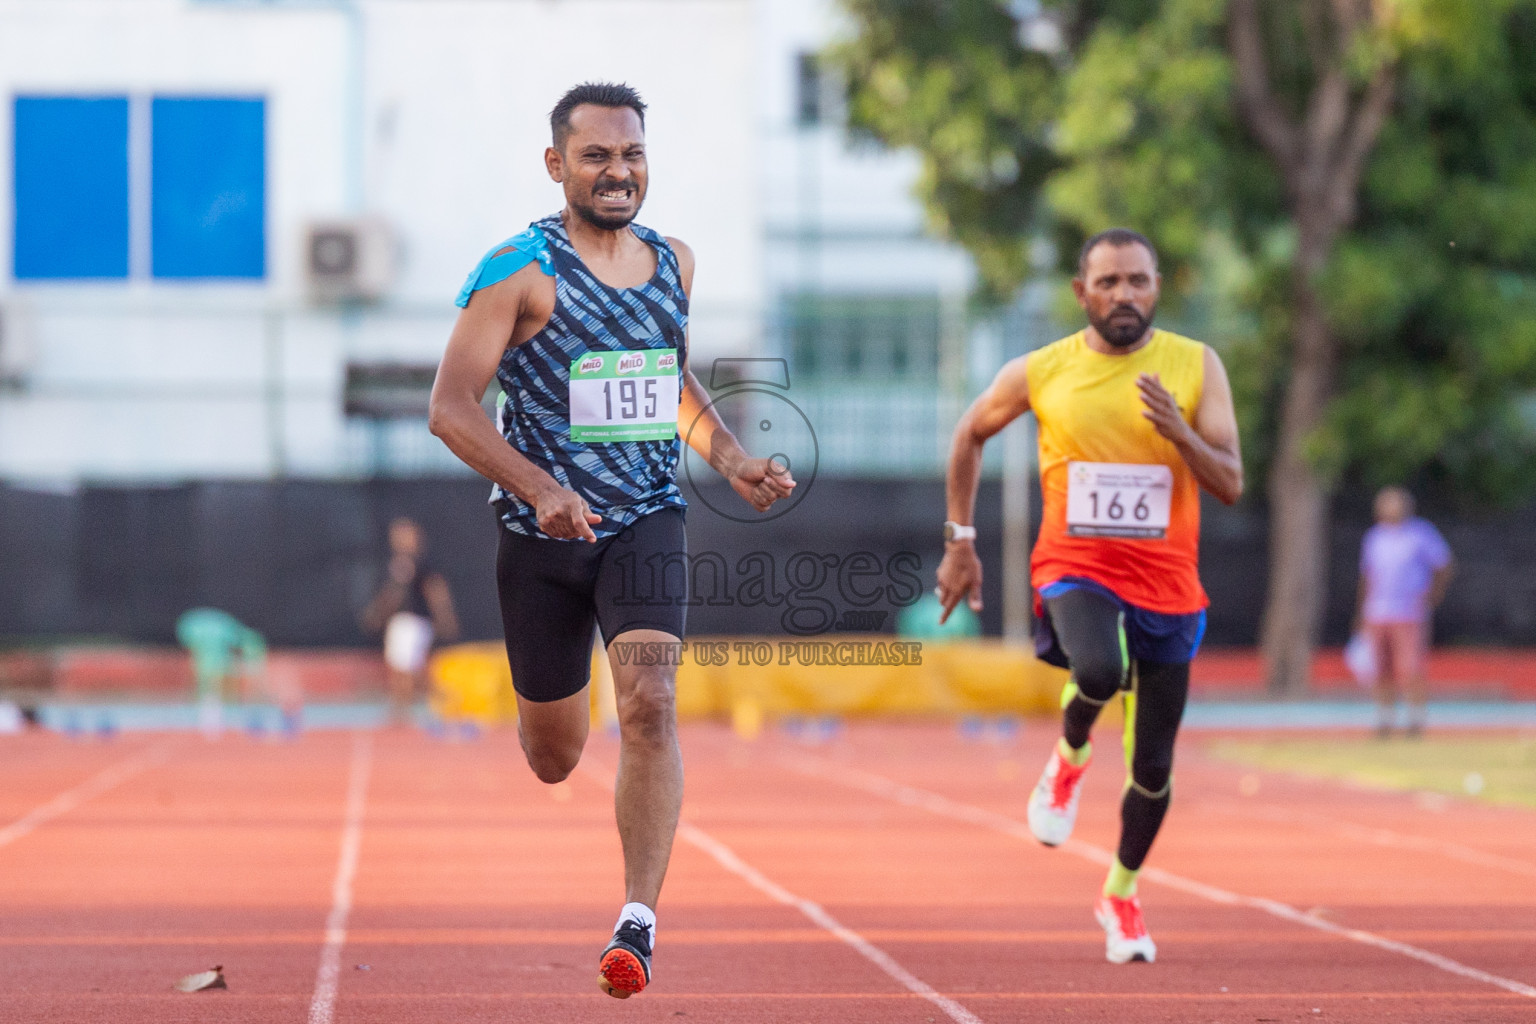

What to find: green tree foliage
left=838, top=0, right=1536, bottom=491
left=1321, top=5, right=1536, bottom=497
left=835, top=1, right=1064, bottom=299
left=835, top=0, right=1536, bottom=687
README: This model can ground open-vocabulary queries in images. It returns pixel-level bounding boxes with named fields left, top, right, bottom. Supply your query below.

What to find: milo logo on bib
left=568, top=349, right=681, bottom=443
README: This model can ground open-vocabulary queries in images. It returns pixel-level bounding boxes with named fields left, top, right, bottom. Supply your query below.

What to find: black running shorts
left=495, top=506, right=687, bottom=703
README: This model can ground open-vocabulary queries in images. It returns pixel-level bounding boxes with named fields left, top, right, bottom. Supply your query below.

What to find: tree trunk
left=1227, top=0, right=1397, bottom=693
left=1261, top=242, right=1336, bottom=694
left=1261, top=425, right=1329, bottom=694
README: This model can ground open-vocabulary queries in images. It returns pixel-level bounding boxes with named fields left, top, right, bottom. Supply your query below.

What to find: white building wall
left=755, top=0, right=973, bottom=300
left=360, top=0, right=761, bottom=321
left=0, top=0, right=982, bottom=482
left=754, top=0, right=979, bottom=476
left=0, top=0, right=352, bottom=480
left=0, top=0, right=761, bottom=482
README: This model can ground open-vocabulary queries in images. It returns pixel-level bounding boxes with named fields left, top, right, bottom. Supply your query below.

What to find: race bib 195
left=1065, top=461, right=1173, bottom=539
left=569, top=349, right=680, bottom=443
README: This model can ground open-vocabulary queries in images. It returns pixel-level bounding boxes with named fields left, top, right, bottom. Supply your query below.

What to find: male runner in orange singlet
left=937, top=228, right=1243, bottom=963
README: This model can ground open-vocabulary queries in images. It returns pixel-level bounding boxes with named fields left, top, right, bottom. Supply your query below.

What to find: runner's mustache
left=593, top=179, right=638, bottom=194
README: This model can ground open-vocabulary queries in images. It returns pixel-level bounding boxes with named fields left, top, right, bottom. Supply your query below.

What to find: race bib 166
left=1065, top=461, right=1173, bottom=539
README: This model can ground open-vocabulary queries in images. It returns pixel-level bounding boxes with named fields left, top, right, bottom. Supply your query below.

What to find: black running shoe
left=597, top=917, right=653, bottom=998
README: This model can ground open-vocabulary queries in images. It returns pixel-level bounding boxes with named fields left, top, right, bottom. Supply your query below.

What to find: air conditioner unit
left=304, top=217, right=395, bottom=304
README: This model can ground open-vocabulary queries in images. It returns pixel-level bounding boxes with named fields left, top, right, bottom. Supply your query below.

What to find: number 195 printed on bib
left=1065, top=461, right=1173, bottom=539
left=569, top=349, right=680, bottom=443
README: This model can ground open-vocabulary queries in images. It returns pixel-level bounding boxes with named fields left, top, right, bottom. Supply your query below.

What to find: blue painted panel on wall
left=151, top=97, right=265, bottom=279
left=12, top=96, right=130, bottom=280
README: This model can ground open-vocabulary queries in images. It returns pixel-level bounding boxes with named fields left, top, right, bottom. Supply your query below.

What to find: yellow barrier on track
left=427, top=644, right=516, bottom=725
left=428, top=637, right=1068, bottom=725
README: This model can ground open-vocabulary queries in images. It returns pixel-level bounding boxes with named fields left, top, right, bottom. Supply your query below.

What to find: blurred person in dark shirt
left=362, top=518, right=460, bottom=720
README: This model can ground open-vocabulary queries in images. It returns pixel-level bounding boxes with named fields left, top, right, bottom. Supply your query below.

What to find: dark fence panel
left=0, top=478, right=1523, bottom=648
left=3, top=479, right=501, bottom=648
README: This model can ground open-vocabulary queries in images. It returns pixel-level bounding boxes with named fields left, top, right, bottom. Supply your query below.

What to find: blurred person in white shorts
left=1356, top=486, right=1454, bottom=737
left=363, top=518, right=460, bottom=720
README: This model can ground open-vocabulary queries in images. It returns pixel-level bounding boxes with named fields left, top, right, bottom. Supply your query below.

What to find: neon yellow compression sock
left=1102, top=858, right=1140, bottom=899
left=1057, top=737, right=1092, bottom=767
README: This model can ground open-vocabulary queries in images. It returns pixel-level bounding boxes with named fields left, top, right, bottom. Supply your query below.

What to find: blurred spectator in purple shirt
left=1355, top=486, right=1454, bottom=737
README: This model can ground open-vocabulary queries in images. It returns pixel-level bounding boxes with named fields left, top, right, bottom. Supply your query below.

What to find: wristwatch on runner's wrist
left=943, top=521, right=977, bottom=543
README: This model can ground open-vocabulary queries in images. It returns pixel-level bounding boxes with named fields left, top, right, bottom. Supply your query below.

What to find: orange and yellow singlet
left=1026, top=329, right=1208, bottom=614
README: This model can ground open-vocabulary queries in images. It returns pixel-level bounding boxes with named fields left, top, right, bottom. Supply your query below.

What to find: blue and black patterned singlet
left=456, top=213, right=689, bottom=539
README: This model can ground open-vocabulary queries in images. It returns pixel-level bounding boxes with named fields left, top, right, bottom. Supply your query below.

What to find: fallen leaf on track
left=173, top=966, right=227, bottom=993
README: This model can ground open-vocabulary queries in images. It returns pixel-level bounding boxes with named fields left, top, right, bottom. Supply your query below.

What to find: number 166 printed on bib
left=1065, top=461, right=1173, bottom=539
left=569, top=349, right=680, bottom=443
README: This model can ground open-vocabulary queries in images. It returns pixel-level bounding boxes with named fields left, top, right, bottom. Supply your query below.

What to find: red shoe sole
left=598, top=949, right=648, bottom=998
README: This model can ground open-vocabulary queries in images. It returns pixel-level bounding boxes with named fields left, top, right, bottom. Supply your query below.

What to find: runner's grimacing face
left=1075, top=243, right=1160, bottom=348
left=550, top=105, right=648, bottom=231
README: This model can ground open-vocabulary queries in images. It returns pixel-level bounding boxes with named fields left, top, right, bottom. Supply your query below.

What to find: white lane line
left=307, top=733, right=373, bottom=1024
left=574, top=763, right=985, bottom=1024
left=0, top=743, right=172, bottom=850
left=677, top=824, right=986, bottom=1024
left=782, top=752, right=1536, bottom=1000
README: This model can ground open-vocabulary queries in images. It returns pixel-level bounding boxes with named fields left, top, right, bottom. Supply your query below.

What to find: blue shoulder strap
left=454, top=226, right=554, bottom=308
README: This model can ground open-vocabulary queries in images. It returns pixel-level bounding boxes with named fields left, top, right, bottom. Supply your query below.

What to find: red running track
left=3, top=722, right=1536, bottom=1023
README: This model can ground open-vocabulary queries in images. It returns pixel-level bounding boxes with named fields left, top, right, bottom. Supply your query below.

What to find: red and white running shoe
left=1026, top=743, right=1091, bottom=846
left=1095, top=894, right=1157, bottom=963
left=597, top=916, right=653, bottom=998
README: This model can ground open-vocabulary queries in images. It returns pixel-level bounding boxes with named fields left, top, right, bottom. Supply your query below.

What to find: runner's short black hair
left=550, top=82, right=647, bottom=150
left=1077, top=228, right=1158, bottom=277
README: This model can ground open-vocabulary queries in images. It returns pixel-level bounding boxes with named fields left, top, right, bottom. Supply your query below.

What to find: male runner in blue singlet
left=429, top=83, right=795, bottom=999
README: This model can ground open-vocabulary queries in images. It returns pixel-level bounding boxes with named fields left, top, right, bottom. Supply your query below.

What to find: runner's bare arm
left=1430, top=560, right=1455, bottom=608
left=359, top=581, right=401, bottom=635
left=429, top=262, right=601, bottom=541
left=669, top=239, right=737, bottom=472
left=936, top=355, right=1033, bottom=622
left=1353, top=573, right=1368, bottom=632
left=669, top=237, right=796, bottom=512
left=1137, top=346, right=1243, bottom=505
left=423, top=573, right=460, bottom=643
left=945, top=354, right=1032, bottom=529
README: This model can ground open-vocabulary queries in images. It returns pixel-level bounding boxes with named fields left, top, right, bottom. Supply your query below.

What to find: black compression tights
left=1043, top=587, right=1191, bottom=871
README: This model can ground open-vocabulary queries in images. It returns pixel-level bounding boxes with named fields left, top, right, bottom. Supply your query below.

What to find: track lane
left=1, top=733, right=366, bottom=1023
left=7, top=722, right=1536, bottom=1022
left=761, top=723, right=1536, bottom=1013
left=329, top=730, right=972, bottom=1023
left=577, top=757, right=986, bottom=1023
left=0, top=737, right=171, bottom=849
left=307, top=733, right=373, bottom=1024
